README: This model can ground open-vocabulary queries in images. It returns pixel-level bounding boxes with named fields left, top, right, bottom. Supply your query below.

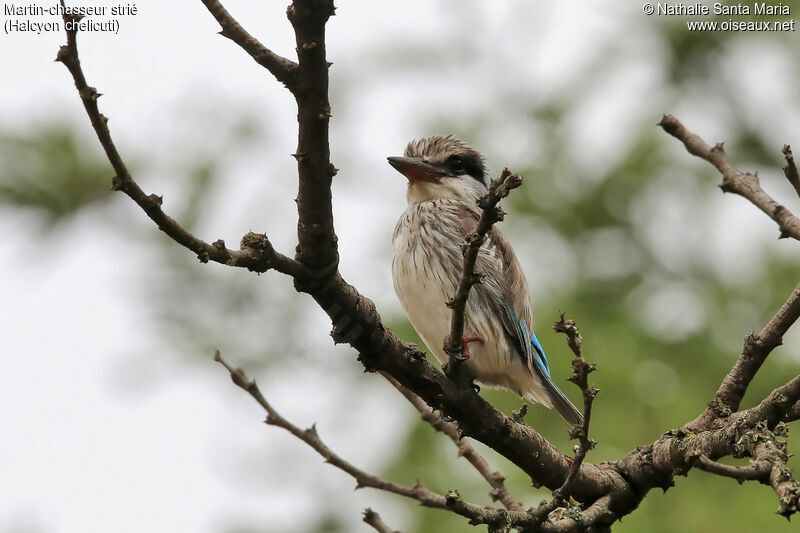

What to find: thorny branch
left=54, top=2, right=307, bottom=278
left=381, top=372, right=524, bottom=512
left=690, top=282, right=800, bottom=430
left=444, top=168, right=523, bottom=375
left=525, top=315, right=601, bottom=528
left=554, top=316, right=598, bottom=497
left=214, top=351, right=551, bottom=531
left=199, top=0, right=300, bottom=91
left=58, top=0, right=800, bottom=528
left=659, top=114, right=800, bottom=241
left=216, top=351, right=623, bottom=533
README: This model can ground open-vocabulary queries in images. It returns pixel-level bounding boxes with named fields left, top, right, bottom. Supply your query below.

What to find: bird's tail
left=525, top=381, right=584, bottom=426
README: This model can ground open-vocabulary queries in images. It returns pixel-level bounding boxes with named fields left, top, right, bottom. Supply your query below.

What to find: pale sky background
left=2, top=1, right=800, bottom=532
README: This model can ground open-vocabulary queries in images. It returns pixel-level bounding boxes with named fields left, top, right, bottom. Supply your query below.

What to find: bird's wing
left=450, top=204, right=537, bottom=365
left=482, top=218, right=584, bottom=425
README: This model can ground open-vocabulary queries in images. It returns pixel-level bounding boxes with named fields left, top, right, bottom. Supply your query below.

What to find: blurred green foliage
left=0, top=126, right=110, bottom=227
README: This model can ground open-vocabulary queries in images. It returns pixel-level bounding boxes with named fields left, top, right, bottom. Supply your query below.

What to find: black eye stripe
left=446, top=156, right=465, bottom=172
left=446, top=154, right=485, bottom=183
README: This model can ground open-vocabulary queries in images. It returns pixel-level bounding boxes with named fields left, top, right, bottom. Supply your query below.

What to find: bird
left=388, top=135, right=583, bottom=425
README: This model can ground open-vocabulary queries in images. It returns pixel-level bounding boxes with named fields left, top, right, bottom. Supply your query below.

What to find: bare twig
left=532, top=314, right=598, bottom=519
left=693, top=454, right=771, bottom=483
left=444, top=168, right=523, bottom=374
left=556, top=315, right=597, bottom=466
left=199, top=0, right=300, bottom=91
left=691, top=283, right=800, bottom=430
left=659, top=114, right=800, bottom=241
left=363, top=509, right=401, bottom=533
left=381, top=372, right=524, bottom=512
left=55, top=3, right=306, bottom=278
left=782, top=145, right=800, bottom=200
left=214, top=351, right=534, bottom=529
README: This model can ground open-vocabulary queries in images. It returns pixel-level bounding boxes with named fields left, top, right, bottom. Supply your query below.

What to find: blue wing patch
left=529, top=328, right=551, bottom=377
left=505, top=304, right=550, bottom=377
left=504, top=304, right=583, bottom=425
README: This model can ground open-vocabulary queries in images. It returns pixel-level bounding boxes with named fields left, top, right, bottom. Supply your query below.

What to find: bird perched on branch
left=389, top=135, right=582, bottom=425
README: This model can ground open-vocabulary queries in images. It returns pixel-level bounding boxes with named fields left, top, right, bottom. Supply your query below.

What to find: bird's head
left=388, top=135, right=488, bottom=204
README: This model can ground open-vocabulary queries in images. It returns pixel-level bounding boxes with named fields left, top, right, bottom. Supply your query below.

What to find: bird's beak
left=387, top=156, right=444, bottom=183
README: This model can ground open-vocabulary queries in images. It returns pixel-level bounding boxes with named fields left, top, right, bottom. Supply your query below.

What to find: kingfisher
left=389, top=135, right=583, bottom=425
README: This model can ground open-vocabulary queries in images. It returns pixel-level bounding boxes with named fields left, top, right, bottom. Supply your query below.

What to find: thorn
left=79, top=86, right=100, bottom=101
left=110, top=175, right=124, bottom=191
left=719, top=181, right=735, bottom=194
left=55, top=45, right=70, bottom=63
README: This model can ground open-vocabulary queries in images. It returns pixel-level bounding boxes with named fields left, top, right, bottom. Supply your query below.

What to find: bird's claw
left=443, top=334, right=484, bottom=359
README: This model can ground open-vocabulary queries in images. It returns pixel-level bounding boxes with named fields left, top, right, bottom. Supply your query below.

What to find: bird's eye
left=448, top=156, right=465, bottom=174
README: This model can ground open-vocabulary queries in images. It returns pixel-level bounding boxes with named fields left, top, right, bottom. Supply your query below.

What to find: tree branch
left=524, top=315, right=601, bottom=528
left=691, top=283, right=800, bottom=430
left=782, top=145, right=800, bottom=200
left=444, top=168, right=523, bottom=374
left=745, top=373, right=800, bottom=427
left=199, top=0, right=300, bottom=92
left=288, top=0, right=339, bottom=276
left=215, top=351, right=541, bottom=530
left=363, top=509, right=401, bottom=533
left=693, top=454, right=770, bottom=483
left=381, top=372, right=524, bottom=512
left=553, top=314, right=598, bottom=499
left=659, top=114, right=800, bottom=241
left=538, top=494, right=616, bottom=533
left=55, top=5, right=306, bottom=278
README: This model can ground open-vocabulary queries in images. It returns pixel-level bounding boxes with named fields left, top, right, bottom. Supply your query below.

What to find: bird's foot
left=443, top=334, right=483, bottom=361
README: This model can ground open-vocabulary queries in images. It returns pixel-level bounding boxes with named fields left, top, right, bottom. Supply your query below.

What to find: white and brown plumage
left=389, top=136, right=582, bottom=425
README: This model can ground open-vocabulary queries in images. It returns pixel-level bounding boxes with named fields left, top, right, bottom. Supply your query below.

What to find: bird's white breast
left=391, top=201, right=458, bottom=366
left=391, top=200, right=537, bottom=397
